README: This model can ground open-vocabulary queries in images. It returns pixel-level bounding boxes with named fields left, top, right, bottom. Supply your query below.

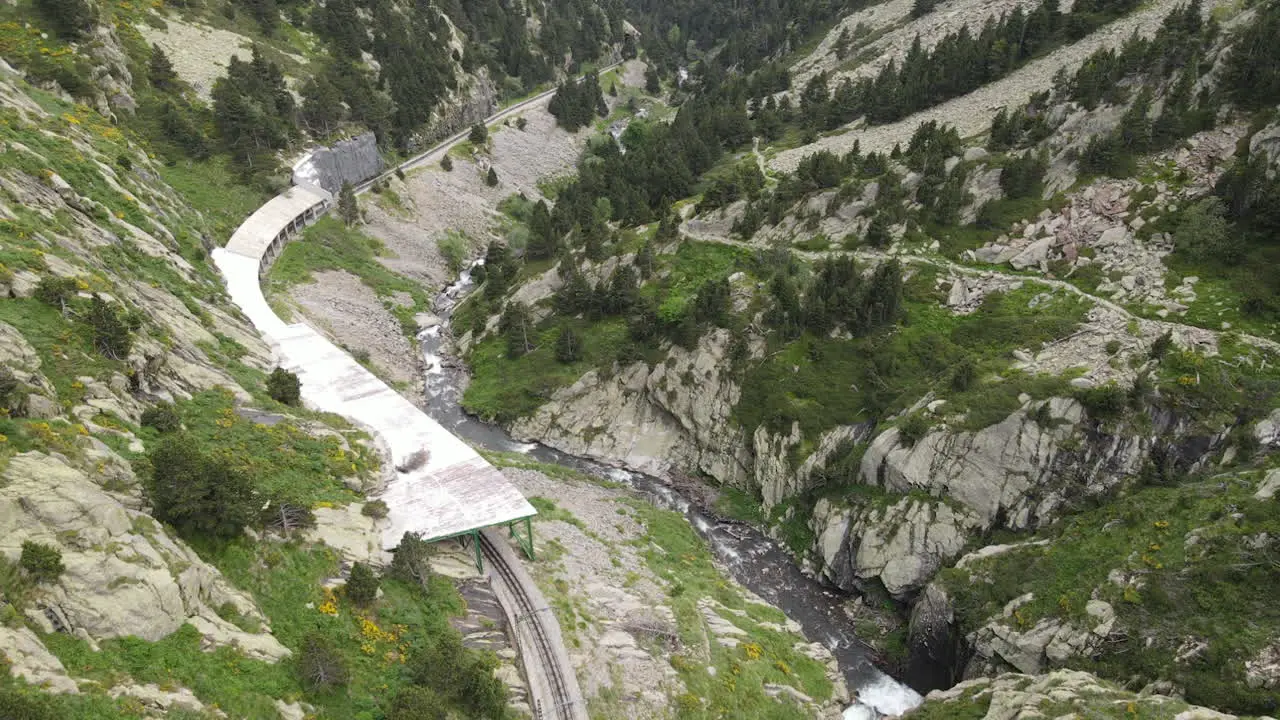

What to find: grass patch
left=159, top=156, right=269, bottom=246
left=624, top=499, right=833, bottom=719
left=44, top=541, right=471, bottom=719
left=147, top=388, right=377, bottom=507
left=737, top=278, right=1087, bottom=439
left=714, top=487, right=766, bottom=524
left=528, top=496, right=585, bottom=529
left=462, top=318, right=630, bottom=424
left=266, top=217, right=431, bottom=340
left=939, top=468, right=1280, bottom=715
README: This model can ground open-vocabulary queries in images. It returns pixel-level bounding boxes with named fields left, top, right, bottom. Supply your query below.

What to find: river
left=418, top=263, right=924, bottom=720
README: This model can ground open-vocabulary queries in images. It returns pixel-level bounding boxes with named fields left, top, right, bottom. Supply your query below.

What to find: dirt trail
left=679, top=225, right=1280, bottom=357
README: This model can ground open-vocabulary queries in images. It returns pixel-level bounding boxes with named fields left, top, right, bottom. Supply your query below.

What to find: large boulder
left=812, top=497, right=982, bottom=598
left=0, top=452, right=290, bottom=661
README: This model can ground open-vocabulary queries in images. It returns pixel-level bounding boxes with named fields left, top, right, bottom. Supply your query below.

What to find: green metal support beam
left=508, top=516, right=535, bottom=561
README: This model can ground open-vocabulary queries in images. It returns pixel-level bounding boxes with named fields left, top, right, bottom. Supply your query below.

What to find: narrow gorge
left=1, top=0, right=1279, bottom=718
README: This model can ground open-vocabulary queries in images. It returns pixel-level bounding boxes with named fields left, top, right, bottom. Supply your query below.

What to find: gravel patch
left=138, top=18, right=255, bottom=100
left=288, top=270, right=418, bottom=384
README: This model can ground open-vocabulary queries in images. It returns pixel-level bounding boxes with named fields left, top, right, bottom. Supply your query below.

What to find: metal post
left=525, top=516, right=534, bottom=561
left=473, top=530, right=483, bottom=573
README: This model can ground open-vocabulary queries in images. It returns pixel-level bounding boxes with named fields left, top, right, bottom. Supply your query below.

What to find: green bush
left=440, top=154, right=453, bottom=172
left=0, top=687, right=56, bottom=720
left=1149, top=330, right=1173, bottom=361
left=485, top=167, right=499, bottom=187
left=390, top=532, right=433, bottom=589
left=344, top=562, right=379, bottom=607
left=298, top=632, right=349, bottom=693
left=33, top=276, right=78, bottom=310
left=141, top=402, right=182, bottom=433
left=950, top=356, right=977, bottom=391
left=267, top=367, right=302, bottom=405
left=86, top=295, right=137, bottom=360
left=898, top=413, right=931, bottom=447
left=387, top=686, right=448, bottom=720
left=468, top=123, right=488, bottom=145
left=1174, top=197, right=1242, bottom=264
left=0, top=366, right=21, bottom=415
left=1075, top=383, right=1127, bottom=421
left=436, top=233, right=468, bottom=275
left=361, top=499, right=389, bottom=518
left=146, top=432, right=258, bottom=539
left=19, top=541, right=64, bottom=583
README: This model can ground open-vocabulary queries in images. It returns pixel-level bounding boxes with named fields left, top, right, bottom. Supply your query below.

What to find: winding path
left=679, top=225, right=1280, bottom=355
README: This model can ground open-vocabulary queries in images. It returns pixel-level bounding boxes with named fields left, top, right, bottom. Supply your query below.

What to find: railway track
left=478, top=532, right=581, bottom=720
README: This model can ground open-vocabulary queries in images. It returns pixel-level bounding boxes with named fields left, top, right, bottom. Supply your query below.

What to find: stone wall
left=293, top=132, right=384, bottom=194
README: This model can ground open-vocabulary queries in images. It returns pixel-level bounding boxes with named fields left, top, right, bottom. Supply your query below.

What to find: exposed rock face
left=0, top=452, right=290, bottom=662
left=812, top=497, right=982, bottom=597
left=914, top=669, right=1261, bottom=720
left=860, top=399, right=1138, bottom=530
left=304, top=503, right=392, bottom=567
left=0, top=626, right=79, bottom=695
left=293, top=132, right=385, bottom=194
left=511, top=328, right=754, bottom=485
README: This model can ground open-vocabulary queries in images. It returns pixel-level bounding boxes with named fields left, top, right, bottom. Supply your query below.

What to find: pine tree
left=645, top=66, right=661, bottom=95
left=344, top=562, right=379, bottom=607
left=469, top=123, right=488, bottom=145
left=301, top=75, right=345, bottom=136
left=440, top=154, right=454, bottom=171
left=499, top=303, right=535, bottom=358
left=485, top=167, right=499, bottom=187
left=636, top=241, right=656, bottom=279
left=865, top=214, right=891, bottom=248
left=34, top=0, right=97, bottom=39
left=555, top=325, right=582, bottom=363
left=147, top=432, right=258, bottom=540
left=148, top=44, right=178, bottom=92
left=337, top=182, right=359, bottom=225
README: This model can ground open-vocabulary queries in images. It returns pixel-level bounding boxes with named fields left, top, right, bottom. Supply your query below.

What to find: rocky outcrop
left=0, top=626, right=79, bottom=695
left=293, top=132, right=385, bottom=195
left=913, top=669, right=1266, bottom=720
left=511, top=328, right=754, bottom=485
left=304, top=503, right=392, bottom=567
left=860, top=399, right=1138, bottom=531
left=0, top=452, right=290, bottom=662
left=965, top=597, right=1116, bottom=676
left=812, top=496, right=982, bottom=598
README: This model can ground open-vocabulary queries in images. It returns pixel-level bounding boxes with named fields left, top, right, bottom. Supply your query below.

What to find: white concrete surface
left=214, top=193, right=536, bottom=549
